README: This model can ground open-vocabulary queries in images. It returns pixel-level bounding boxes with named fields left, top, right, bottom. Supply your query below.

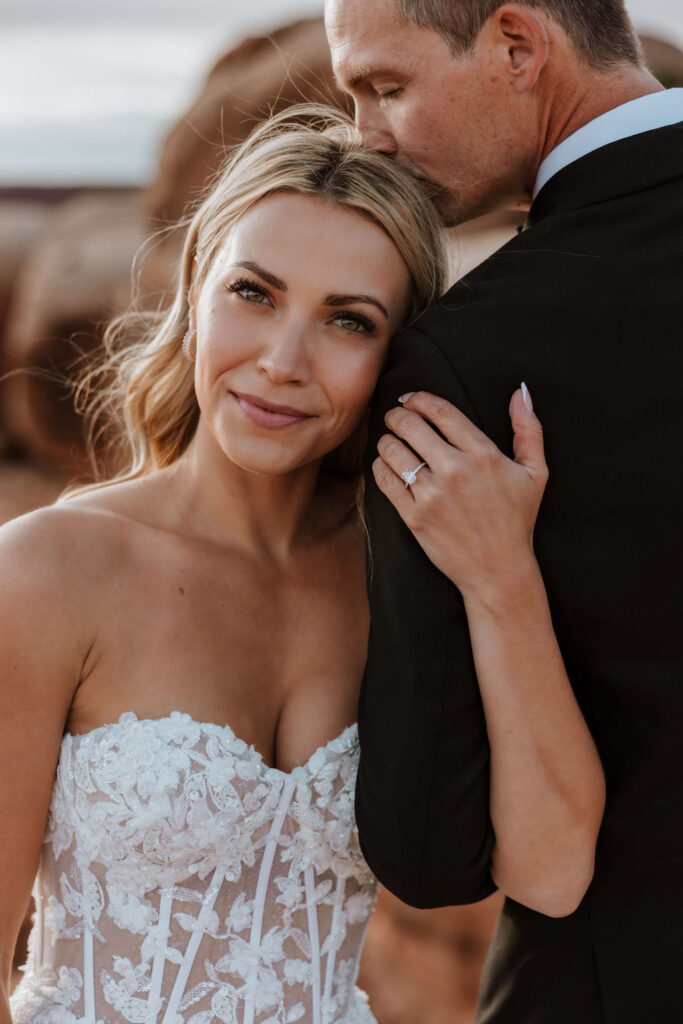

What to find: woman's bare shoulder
left=0, top=495, right=134, bottom=591
left=0, top=506, right=114, bottom=708
left=0, top=473, right=182, bottom=602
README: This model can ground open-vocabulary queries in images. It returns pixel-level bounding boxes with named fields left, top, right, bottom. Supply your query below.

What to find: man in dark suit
left=326, top=0, right=683, bottom=1020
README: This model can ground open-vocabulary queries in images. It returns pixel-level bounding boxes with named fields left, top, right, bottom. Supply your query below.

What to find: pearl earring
left=182, top=329, right=197, bottom=361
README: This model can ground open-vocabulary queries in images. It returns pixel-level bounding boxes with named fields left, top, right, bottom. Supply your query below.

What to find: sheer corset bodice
left=11, top=713, right=378, bottom=1024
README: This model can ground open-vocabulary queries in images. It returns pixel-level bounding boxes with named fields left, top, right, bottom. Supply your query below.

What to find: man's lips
left=231, top=391, right=313, bottom=429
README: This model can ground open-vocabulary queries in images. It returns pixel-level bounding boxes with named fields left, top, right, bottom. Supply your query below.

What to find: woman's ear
left=187, top=286, right=198, bottom=331
left=187, top=255, right=200, bottom=314
left=493, top=3, right=550, bottom=94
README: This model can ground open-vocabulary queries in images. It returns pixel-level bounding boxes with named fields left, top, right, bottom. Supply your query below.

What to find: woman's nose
left=256, top=323, right=311, bottom=385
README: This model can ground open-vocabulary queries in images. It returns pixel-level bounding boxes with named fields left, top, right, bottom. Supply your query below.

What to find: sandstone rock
left=0, top=201, right=52, bottom=355
left=641, top=35, right=683, bottom=88
left=0, top=459, right=66, bottom=527
left=1, top=191, right=144, bottom=471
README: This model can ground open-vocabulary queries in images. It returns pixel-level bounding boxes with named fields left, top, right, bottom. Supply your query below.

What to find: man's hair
left=396, top=0, right=643, bottom=68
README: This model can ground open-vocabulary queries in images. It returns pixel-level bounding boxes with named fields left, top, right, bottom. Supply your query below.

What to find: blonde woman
left=1, top=108, right=603, bottom=1024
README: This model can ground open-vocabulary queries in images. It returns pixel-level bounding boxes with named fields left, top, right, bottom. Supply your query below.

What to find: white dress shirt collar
left=533, top=88, right=683, bottom=199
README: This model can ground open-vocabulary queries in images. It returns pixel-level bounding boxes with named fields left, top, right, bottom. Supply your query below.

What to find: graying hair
left=397, top=0, right=642, bottom=68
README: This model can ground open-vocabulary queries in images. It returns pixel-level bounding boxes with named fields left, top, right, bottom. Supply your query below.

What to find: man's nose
left=362, top=129, right=398, bottom=155
left=355, top=103, right=398, bottom=156
left=257, top=323, right=311, bottom=385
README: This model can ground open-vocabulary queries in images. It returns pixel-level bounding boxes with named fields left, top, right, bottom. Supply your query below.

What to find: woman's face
left=191, top=192, right=412, bottom=476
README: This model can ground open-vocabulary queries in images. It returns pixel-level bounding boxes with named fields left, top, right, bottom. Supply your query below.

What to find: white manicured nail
left=521, top=382, right=533, bottom=413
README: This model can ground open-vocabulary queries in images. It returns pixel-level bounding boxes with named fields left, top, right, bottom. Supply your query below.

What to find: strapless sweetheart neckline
left=64, top=711, right=359, bottom=783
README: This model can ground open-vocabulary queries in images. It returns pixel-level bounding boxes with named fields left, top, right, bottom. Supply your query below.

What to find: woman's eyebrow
left=325, top=294, right=389, bottom=319
left=232, top=260, right=287, bottom=292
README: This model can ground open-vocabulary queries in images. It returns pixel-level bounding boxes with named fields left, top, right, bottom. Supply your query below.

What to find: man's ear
left=492, top=3, right=550, bottom=93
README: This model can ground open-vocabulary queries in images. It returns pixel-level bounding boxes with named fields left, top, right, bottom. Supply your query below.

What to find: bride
left=1, top=108, right=604, bottom=1024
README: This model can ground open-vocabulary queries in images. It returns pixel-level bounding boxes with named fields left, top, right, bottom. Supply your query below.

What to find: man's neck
left=538, top=64, right=664, bottom=166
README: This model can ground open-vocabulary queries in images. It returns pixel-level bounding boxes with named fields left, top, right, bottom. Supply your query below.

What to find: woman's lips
left=231, top=391, right=312, bottom=430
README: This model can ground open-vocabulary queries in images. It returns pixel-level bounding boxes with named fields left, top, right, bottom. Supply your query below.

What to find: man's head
left=326, top=0, right=644, bottom=223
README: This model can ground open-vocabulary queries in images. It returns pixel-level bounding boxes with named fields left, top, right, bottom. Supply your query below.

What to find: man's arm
left=356, top=324, right=496, bottom=908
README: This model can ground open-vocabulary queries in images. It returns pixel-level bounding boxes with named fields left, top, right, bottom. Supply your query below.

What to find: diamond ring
left=401, top=461, right=428, bottom=488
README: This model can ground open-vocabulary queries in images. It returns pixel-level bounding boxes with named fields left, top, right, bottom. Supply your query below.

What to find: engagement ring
left=401, top=462, right=427, bottom=488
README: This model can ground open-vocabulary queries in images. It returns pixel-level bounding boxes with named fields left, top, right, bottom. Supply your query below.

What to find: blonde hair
left=77, top=104, right=447, bottom=483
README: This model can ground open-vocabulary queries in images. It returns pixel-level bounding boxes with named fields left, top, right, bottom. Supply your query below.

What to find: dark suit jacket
left=357, top=121, right=683, bottom=1023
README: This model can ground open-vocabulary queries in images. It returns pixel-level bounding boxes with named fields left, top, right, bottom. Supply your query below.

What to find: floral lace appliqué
left=11, top=713, right=377, bottom=1024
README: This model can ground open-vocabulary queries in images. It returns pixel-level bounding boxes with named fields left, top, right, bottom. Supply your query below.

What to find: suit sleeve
left=355, top=323, right=497, bottom=909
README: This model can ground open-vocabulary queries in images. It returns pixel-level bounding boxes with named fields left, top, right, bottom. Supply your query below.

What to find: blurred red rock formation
left=641, top=34, right=683, bottom=88
left=2, top=191, right=143, bottom=472
left=149, top=19, right=342, bottom=228
left=0, top=201, right=50, bottom=349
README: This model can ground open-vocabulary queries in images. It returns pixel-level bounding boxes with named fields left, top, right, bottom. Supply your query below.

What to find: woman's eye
left=378, top=88, right=402, bottom=103
left=333, top=313, right=377, bottom=335
left=228, top=279, right=268, bottom=304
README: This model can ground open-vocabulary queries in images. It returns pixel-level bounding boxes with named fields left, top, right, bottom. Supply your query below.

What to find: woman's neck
left=163, top=430, right=348, bottom=563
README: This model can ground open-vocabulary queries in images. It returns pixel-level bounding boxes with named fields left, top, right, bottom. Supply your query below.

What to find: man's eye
left=378, top=87, right=402, bottom=102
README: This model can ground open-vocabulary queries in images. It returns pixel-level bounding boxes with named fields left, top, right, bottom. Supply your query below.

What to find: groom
left=326, top=1, right=683, bottom=1021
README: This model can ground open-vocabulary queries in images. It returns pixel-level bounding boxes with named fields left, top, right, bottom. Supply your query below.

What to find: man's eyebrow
left=325, top=294, right=389, bottom=319
left=347, top=65, right=371, bottom=89
left=232, top=260, right=287, bottom=292
left=335, top=62, right=371, bottom=90
left=337, top=63, right=401, bottom=90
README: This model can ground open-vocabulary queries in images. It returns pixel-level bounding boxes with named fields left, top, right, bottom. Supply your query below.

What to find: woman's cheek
left=320, top=341, right=385, bottom=408
left=198, top=324, right=253, bottom=382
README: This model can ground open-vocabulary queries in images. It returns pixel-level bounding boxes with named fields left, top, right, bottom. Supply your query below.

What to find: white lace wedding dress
left=11, top=713, right=378, bottom=1024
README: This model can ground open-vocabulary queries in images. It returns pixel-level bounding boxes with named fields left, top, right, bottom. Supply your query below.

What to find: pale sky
left=3, top=0, right=683, bottom=36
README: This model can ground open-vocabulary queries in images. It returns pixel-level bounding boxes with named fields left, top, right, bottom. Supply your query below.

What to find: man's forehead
left=326, top=0, right=409, bottom=83
left=325, top=0, right=402, bottom=48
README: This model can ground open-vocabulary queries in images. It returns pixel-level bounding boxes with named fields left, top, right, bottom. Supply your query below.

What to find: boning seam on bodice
left=349, top=927, right=369, bottom=1014
left=323, top=876, right=346, bottom=1013
left=161, top=865, right=226, bottom=1024
left=148, top=891, right=173, bottom=1023
left=304, top=866, right=322, bottom=1023
left=243, top=776, right=297, bottom=1024
left=83, top=927, right=95, bottom=1024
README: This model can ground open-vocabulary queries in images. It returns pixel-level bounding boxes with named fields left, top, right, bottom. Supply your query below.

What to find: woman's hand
left=375, top=385, right=606, bottom=917
left=373, top=385, right=548, bottom=603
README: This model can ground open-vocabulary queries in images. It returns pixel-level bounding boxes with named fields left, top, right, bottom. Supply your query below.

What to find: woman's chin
left=220, top=445, right=324, bottom=478
left=212, top=424, right=365, bottom=479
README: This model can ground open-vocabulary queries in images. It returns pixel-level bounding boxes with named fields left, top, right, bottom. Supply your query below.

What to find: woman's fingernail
left=398, top=392, right=415, bottom=405
left=521, top=382, right=533, bottom=413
